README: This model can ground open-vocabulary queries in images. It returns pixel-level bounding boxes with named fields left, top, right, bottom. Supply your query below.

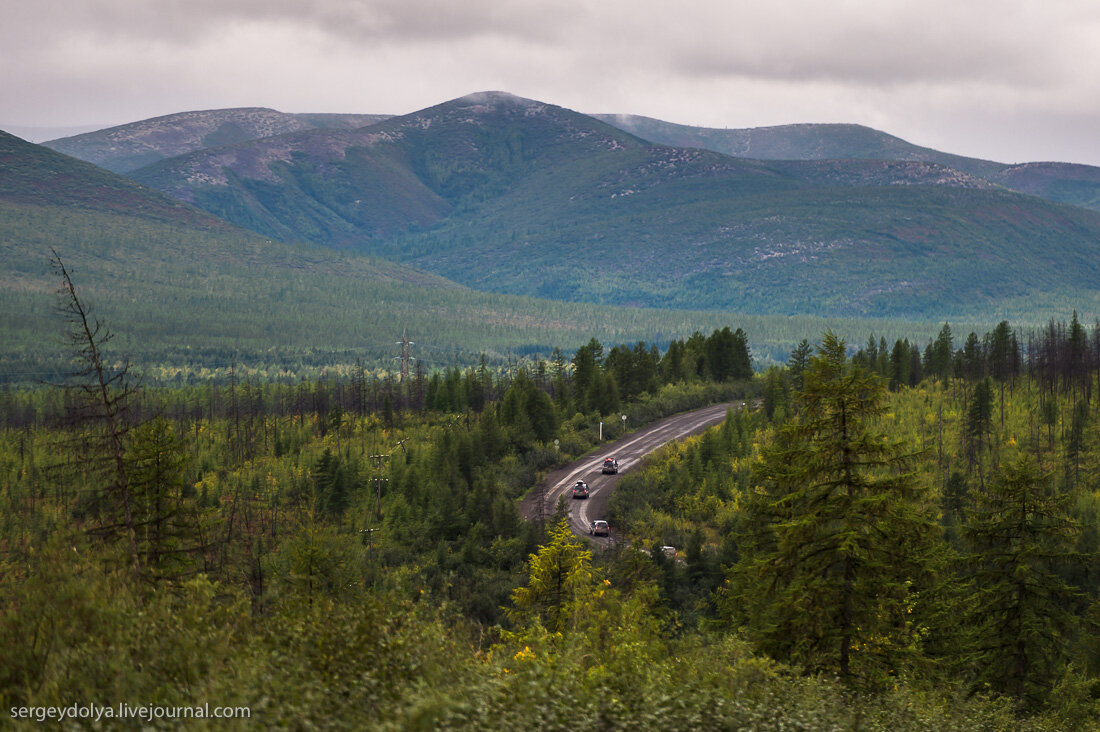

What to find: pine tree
left=730, top=331, right=940, bottom=687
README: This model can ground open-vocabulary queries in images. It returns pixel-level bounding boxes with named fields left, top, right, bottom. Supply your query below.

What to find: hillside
left=0, top=130, right=228, bottom=228
left=132, top=93, right=811, bottom=248
left=5, top=130, right=939, bottom=378
left=42, top=108, right=391, bottom=173
left=126, top=93, right=1100, bottom=321
left=594, top=114, right=1100, bottom=212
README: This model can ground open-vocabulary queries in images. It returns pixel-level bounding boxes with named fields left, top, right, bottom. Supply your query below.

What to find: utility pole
left=359, top=528, right=378, bottom=561
left=369, top=452, right=389, bottom=519
left=367, top=438, right=406, bottom=521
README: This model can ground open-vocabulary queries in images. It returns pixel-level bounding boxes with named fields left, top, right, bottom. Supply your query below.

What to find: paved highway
left=521, top=401, right=743, bottom=544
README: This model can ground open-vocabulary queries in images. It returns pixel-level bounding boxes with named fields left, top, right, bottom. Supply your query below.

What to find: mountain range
left=42, top=108, right=391, bottom=173
left=593, top=115, right=1100, bottom=212
left=4, top=90, right=1100, bottom=376
left=85, top=91, right=1100, bottom=319
left=9, top=127, right=864, bottom=378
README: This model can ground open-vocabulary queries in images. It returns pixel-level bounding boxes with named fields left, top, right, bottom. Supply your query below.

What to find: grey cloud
left=2, top=0, right=1099, bottom=166
left=602, top=1, right=1080, bottom=87
left=6, top=0, right=573, bottom=47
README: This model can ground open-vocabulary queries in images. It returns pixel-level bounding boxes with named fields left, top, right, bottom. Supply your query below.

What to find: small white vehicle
left=589, top=520, right=610, bottom=537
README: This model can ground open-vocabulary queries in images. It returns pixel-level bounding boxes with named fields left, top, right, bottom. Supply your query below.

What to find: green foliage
left=127, top=416, right=207, bottom=580
left=5, top=311, right=1100, bottom=725
left=509, top=519, right=595, bottom=633
left=729, top=333, right=942, bottom=687
left=962, top=456, right=1089, bottom=709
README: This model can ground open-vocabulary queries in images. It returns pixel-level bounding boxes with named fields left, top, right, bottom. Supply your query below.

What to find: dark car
left=572, top=481, right=589, bottom=499
left=589, top=520, right=609, bottom=537
left=601, top=457, right=619, bottom=475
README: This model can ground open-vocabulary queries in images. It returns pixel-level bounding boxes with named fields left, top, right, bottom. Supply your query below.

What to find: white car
left=589, top=520, right=609, bottom=537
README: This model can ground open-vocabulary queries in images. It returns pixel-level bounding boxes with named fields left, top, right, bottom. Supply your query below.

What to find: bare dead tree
left=51, top=249, right=142, bottom=576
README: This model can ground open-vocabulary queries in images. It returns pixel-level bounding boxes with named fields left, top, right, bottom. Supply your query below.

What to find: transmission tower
left=394, top=327, right=414, bottom=382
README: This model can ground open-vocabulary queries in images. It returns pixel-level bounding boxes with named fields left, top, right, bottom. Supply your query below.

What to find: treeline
left=846, top=313, right=1097, bottom=392
left=1, top=327, right=752, bottom=430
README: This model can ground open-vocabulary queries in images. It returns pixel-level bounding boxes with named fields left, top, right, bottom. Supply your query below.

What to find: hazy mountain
left=129, top=92, right=805, bottom=248
left=594, top=115, right=1100, bottom=212
left=123, top=92, right=1100, bottom=320
left=5, top=125, right=805, bottom=375
left=42, top=108, right=392, bottom=173
left=3, top=123, right=106, bottom=143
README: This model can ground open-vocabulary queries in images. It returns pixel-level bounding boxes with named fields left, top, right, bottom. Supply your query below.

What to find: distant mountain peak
left=42, top=108, right=391, bottom=173
left=454, top=91, right=537, bottom=106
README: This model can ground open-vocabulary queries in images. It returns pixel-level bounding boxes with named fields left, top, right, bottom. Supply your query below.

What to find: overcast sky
left=3, top=0, right=1099, bottom=165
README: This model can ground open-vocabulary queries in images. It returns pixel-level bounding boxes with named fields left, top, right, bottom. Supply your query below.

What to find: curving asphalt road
left=521, top=401, right=744, bottom=545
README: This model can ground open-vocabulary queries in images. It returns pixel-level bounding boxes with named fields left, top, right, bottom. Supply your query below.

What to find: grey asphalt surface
left=521, top=401, right=743, bottom=545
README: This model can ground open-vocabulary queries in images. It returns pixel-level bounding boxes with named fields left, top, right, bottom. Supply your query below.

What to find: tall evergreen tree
left=787, top=339, right=813, bottom=392
left=929, top=323, right=954, bottom=381
left=964, top=378, right=995, bottom=488
left=729, top=331, right=940, bottom=687
left=961, top=456, right=1086, bottom=709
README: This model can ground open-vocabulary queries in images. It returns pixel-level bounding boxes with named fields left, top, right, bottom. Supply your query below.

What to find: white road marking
left=550, top=403, right=736, bottom=534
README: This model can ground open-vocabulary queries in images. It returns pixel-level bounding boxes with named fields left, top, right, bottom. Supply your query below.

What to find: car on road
left=601, top=457, right=619, bottom=474
left=571, top=481, right=589, bottom=499
left=589, top=520, right=609, bottom=537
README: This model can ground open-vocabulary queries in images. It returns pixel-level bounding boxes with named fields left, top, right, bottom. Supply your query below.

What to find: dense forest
left=2, top=200, right=977, bottom=385
left=2, top=277, right=1100, bottom=728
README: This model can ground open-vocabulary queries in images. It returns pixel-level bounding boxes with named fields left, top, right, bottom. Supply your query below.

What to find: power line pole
left=369, top=452, right=389, bottom=519
left=359, top=527, right=378, bottom=561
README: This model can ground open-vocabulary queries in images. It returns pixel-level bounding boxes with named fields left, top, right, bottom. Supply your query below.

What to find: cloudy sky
left=3, top=0, right=1099, bottom=165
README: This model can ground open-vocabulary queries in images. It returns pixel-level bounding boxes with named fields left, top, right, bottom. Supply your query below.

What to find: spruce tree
left=787, top=339, right=812, bottom=392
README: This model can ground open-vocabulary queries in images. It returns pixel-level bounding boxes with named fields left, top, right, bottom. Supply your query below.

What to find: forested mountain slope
left=596, top=114, right=1100, bottom=212
left=0, top=130, right=226, bottom=227
left=6, top=129, right=940, bottom=377
left=125, top=93, right=1100, bottom=320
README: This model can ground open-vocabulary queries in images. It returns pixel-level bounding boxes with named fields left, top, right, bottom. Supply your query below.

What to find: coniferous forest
left=2, top=274, right=1100, bottom=729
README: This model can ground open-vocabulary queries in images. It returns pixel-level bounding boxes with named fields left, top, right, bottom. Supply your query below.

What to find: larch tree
left=52, top=250, right=142, bottom=576
left=509, top=518, right=595, bottom=634
left=729, top=331, right=941, bottom=688
left=961, top=455, right=1087, bottom=710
